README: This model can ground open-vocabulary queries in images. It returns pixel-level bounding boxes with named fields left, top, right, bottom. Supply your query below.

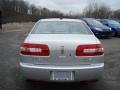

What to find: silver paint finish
left=20, top=19, right=104, bottom=82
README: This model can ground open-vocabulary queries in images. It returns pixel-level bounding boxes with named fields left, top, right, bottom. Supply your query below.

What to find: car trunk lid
left=23, top=34, right=101, bottom=65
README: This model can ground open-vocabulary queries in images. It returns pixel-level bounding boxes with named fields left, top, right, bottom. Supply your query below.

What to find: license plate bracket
left=50, top=71, right=74, bottom=81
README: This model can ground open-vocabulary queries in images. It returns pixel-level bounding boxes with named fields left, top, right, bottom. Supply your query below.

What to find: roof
left=83, top=18, right=95, bottom=20
left=39, top=18, right=83, bottom=22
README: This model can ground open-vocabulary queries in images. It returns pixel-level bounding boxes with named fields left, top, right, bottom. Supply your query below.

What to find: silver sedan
left=20, top=18, right=104, bottom=82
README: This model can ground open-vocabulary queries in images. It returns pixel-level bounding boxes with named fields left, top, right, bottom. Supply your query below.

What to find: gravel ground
left=2, top=22, right=35, bottom=32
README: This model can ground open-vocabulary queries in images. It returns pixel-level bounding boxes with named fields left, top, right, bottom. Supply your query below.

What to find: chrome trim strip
left=20, top=63, right=104, bottom=70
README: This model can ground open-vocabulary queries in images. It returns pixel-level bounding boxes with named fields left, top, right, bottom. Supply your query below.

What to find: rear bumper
left=20, top=63, right=104, bottom=82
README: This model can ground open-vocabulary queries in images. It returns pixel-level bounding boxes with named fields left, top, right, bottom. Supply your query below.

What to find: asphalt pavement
left=0, top=30, right=120, bottom=90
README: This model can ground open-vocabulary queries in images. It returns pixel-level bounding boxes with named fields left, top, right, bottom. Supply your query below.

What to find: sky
left=24, top=0, right=120, bottom=14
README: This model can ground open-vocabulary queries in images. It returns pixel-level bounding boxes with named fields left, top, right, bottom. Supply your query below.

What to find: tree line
left=0, top=0, right=120, bottom=23
left=82, top=3, right=120, bottom=20
left=0, top=0, right=64, bottom=23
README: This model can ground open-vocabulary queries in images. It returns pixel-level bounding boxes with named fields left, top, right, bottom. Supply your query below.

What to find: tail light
left=20, top=43, right=49, bottom=56
left=76, top=44, right=104, bottom=56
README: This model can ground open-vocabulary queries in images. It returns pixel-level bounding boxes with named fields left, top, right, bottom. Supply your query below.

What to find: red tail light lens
left=76, top=44, right=104, bottom=56
left=20, top=43, right=49, bottom=56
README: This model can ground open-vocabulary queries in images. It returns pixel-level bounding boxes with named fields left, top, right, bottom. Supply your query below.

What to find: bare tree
left=83, top=3, right=111, bottom=19
left=113, top=9, right=120, bottom=19
left=0, top=0, right=65, bottom=22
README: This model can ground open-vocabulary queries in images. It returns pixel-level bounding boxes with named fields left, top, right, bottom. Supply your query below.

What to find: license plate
left=50, top=71, right=74, bottom=81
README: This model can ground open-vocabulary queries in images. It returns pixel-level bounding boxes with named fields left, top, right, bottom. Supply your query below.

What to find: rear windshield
left=31, top=21, right=92, bottom=34
left=107, top=20, right=120, bottom=25
left=85, top=19, right=104, bottom=27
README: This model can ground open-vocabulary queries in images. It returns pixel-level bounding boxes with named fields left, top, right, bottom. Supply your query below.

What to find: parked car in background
left=20, top=18, right=104, bottom=82
left=98, top=19, right=120, bottom=36
left=83, top=18, right=112, bottom=38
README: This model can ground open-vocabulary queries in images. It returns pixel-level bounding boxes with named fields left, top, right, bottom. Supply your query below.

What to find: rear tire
left=112, top=30, right=117, bottom=37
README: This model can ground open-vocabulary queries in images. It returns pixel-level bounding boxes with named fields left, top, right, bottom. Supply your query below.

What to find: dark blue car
left=98, top=19, right=120, bottom=36
left=83, top=18, right=112, bottom=38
